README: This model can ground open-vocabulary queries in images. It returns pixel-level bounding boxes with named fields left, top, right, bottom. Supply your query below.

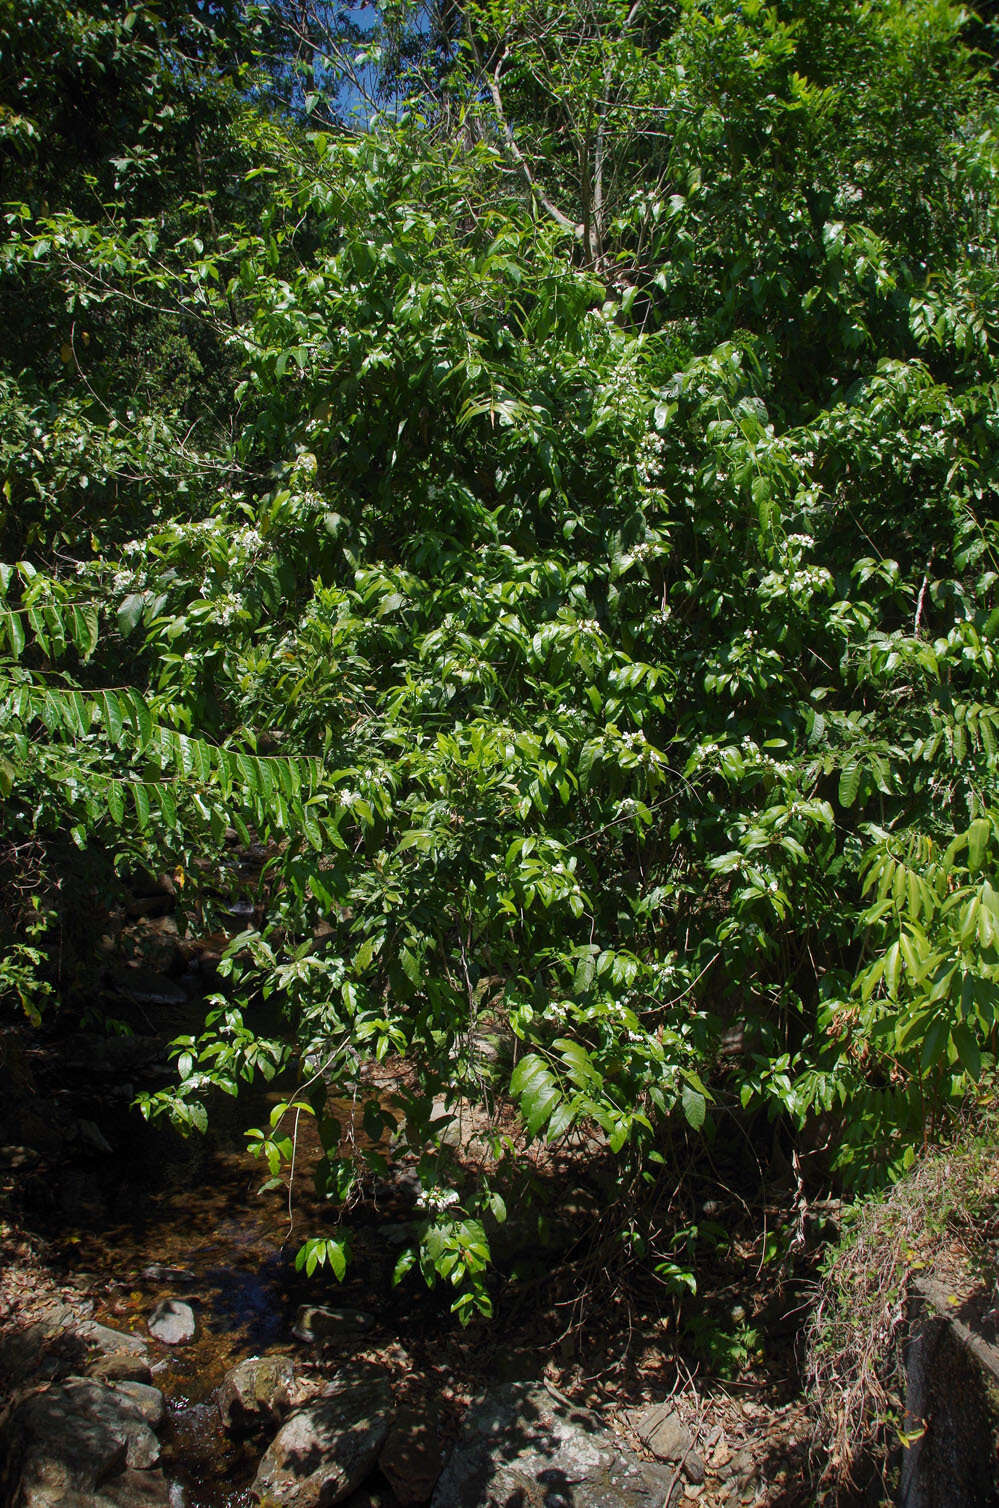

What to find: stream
left=31, top=1056, right=424, bottom=1508
left=1, top=927, right=818, bottom=1508
left=2, top=1000, right=821, bottom=1508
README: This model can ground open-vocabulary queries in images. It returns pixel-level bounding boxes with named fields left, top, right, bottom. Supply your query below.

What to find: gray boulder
left=218, top=1354, right=296, bottom=1433
left=88, top=1351, right=155, bottom=1386
left=110, top=1381, right=166, bottom=1431
left=431, top=1383, right=673, bottom=1508
left=148, top=1300, right=196, bottom=1345
left=251, top=1361, right=394, bottom=1507
left=63, top=1378, right=162, bottom=1469
left=10, top=1376, right=170, bottom=1508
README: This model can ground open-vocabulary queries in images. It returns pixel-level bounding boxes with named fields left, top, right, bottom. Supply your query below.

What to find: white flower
left=416, top=1186, right=460, bottom=1213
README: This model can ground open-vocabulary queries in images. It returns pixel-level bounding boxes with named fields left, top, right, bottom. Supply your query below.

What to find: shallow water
left=50, top=1087, right=409, bottom=1507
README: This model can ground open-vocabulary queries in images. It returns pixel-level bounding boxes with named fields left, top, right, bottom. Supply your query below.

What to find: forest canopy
left=2, top=0, right=999, bottom=1316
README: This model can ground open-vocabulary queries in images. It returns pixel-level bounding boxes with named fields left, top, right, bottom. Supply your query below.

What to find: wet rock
left=428, top=1097, right=492, bottom=1160
left=431, top=1382, right=673, bottom=1508
left=80, top=1319, right=151, bottom=1357
left=293, top=1305, right=375, bottom=1343
left=58, top=1168, right=107, bottom=1222
left=128, top=869, right=177, bottom=900
left=148, top=1299, right=196, bottom=1345
left=62, top=1033, right=167, bottom=1083
left=378, top=1404, right=443, bottom=1505
left=388, top=1167, right=423, bottom=1201
left=62, top=1378, right=162, bottom=1469
left=88, top=1351, right=155, bottom=1385
left=225, top=897, right=257, bottom=922
left=75, top=1118, right=114, bottom=1155
left=111, top=1381, right=166, bottom=1430
left=2, top=1307, right=150, bottom=1382
left=251, top=1360, right=394, bottom=1507
left=218, top=1354, right=296, bottom=1433
left=109, top=969, right=188, bottom=1008
left=633, top=1403, right=692, bottom=1462
left=141, top=1263, right=197, bottom=1286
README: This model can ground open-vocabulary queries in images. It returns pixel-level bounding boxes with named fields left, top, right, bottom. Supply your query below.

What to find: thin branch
left=470, top=32, right=582, bottom=238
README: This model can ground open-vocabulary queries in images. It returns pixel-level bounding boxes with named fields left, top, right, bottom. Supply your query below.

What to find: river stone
left=11, top=1377, right=166, bottom=1505
left=21, top=1469, right=174, bottom=1508
left=293, top=1305, right=375, bottom=1343
left=88, top=1351, right=155, bottom=1385
left=430, top=1383, right=673, bottom=1508
left=63, top=1377, right=162, bottom=1469
left=111, top=1380, right=166, bottom=1430
left=141, top=1262, right=197, bottom=1286
left=148, top=1299, right=196, bottom=1345
left=80, top=1319, right=151, bottom=1357
left=251, top=1360, right=394, bottom=1507
left=218, top=1354, right=296, bottom=1433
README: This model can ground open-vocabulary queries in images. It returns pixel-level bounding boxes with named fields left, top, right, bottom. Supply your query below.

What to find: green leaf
left=131, top=782, right=151, bottom=829
left=99, top=690, right=124, bottom=745
left=681, top=1084, right=706, bottom=1131
left=392, top=1248, right=417, bottom=1286
left=106, top=781, right=125, bottom=824
left=118, top=593, right=145, bottom=637
left=521, top=1077, right=560, bottom=1139
left=968, top=818, right=990, bottom=875
left=953, top=1023, right=982, bottom=1080
left=839, top=761, right=861, bottom=808
left=1, top=610, right=25, bottom=656
left=510, top=1053, right=548, bottom=1097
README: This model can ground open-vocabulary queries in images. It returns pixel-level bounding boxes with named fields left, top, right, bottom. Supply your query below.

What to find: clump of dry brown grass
left=806, top=1126, right=999, bottom=1492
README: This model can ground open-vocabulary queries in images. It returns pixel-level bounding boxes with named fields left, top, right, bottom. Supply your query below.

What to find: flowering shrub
left=2, top=0, right=999, bottom=1314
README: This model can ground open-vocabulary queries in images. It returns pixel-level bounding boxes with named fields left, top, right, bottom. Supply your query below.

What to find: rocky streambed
left=0, top=1273, right=774, bottom=1508
left=0, top=1114, right=815, bottom=1508
left=0, top=946, right=816, bottom=1508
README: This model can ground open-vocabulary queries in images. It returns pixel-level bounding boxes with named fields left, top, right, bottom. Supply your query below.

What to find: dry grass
left=805, top=1124, right=999, bottom=1493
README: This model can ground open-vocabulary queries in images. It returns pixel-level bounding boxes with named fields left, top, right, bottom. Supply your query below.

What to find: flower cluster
left=415, top=1185, right=460, bottom=1214
left=210, top=593, right=243, bottom=626
left=232, top=525, right=263, bottom=552
left=636, top=429, right=667, bottom=487
left=737, top=736, right=795, bottom=781
left=759, top=564, right=834, bottom=605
